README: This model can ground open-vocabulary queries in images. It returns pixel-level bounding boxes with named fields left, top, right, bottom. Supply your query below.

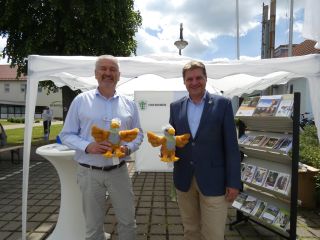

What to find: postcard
left=251, top=167, right=268, bottom=186
left=275, top=94, right=294, bottom=117
left=240, top=195, right=258, bottom=214
left=242, top=135, right=256, bottom=145
left=251, top=200, right=267, bottom=218
left=274, top=173, right=290, bottom=195
left=242, top=164, right=257, bottom=183
left=240, top=163, right=247, bottom=181
left=264, top=170, right=280, bottom=190
left=260, top=204, right=280, bottom=224
left=262, top=137, right=281, bottom=149
left=238, top=134, right=248, bottom=144
left=232, top=192, right=248, bottom=209
left=273, top=209, right=290, bottom=230
left=250, top=135, right=267, bottom=147
left=278, top=137, right=292, bottom=153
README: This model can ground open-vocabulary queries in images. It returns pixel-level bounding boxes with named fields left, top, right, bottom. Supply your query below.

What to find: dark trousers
left=43, top=120, right=51, bottom=136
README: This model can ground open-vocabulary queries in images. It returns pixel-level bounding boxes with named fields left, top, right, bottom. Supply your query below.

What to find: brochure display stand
left=230, top=93, right=300, bottom=240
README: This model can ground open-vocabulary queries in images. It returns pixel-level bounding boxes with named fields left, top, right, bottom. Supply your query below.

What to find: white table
left=36, top=144, right=110, bottom=240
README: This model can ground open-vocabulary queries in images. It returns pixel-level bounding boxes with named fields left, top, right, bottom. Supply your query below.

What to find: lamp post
left=174, top=23, right=188, bottom=55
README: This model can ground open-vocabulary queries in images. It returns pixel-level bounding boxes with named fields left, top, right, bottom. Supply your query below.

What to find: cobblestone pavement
left=0, top=147, right=320, bottom=240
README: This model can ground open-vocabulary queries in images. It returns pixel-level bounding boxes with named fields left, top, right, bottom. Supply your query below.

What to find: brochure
left=253, top=95, right=282, bottom=117
left=236, top=96, right=261, bottom=116
left=275, top=94, right=294, bottom=117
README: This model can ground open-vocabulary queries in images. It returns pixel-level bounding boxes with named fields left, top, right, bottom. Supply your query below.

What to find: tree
left=0, top=0, right=142, bottom=118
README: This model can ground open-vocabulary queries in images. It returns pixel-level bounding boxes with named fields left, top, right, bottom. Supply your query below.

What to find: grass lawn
left=5, top=124, right=63, bottom=145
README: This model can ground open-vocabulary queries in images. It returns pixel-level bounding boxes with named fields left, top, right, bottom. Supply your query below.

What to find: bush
left=299, top=125, right=320, bottom=205
left=7, top=118, right=25, bottom=123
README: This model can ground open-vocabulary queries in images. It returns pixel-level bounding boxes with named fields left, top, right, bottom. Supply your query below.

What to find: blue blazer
left=169, top=92, right=241, bottom=196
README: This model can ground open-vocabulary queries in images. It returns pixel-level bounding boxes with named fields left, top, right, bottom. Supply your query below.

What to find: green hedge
left=7, top=118, right=25, bottom=123
left=299, top=125, right=320, bottom=205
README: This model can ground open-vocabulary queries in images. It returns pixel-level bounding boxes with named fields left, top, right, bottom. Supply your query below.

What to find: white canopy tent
left=21, top=53, right=320, bottom=239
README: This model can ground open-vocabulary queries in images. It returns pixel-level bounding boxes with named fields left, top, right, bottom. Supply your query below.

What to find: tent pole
left=288, top=0, right=294, bottom=57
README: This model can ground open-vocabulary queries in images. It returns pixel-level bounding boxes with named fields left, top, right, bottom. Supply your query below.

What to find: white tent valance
left=21, top=53, right=320, bottom=239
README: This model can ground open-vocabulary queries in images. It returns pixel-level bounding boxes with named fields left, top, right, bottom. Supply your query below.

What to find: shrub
left=299, top=125, right=320, bottom=205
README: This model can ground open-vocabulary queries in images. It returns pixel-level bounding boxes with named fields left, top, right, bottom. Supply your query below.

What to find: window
left=21, top=84, right=27, bottom=93
left=38, top=85, right=42, bottom=93
left=4, top=83, right=10, bottom=93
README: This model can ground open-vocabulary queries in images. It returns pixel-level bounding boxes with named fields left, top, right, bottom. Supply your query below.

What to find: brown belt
left=79, top=160, right=125, bottom=172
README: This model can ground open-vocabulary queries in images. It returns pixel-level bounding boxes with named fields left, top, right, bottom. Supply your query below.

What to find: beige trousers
left=176, top=177, right=229, bottom=240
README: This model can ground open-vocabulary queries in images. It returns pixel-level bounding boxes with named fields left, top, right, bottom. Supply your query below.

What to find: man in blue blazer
left=169, top=60, right=241, bottom=240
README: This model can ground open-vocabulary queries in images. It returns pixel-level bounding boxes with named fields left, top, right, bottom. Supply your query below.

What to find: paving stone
left=136, top=223, right=148, bottom=234
left=148, top=235, right=166, bottom=240
left=136, top=215, right=150, bottom=224
left=35, top=222, right=55, bottom=233
left=150, top=224, right=166, bottom=234
left=136, top=207, right=151, bottom=215
left=168, top=224, right=183, bottom=234
left=308, top=227, right=320, bottom=237
left=139, top=201, right=152, bottom=208
left=40, top=206, right=58, bottom=213
left=168, top=235, right=184, bottom=240
left=167, top=216, right=182, bottom=224
left=26, top=232, right=46, bottom=240
left=296, top=226, right=315, bottom=237
left=0, top=231, right=11, bottom=240
left=151, top=215, right=166, bottom=224
left=2, top=221, right=21, bottom=231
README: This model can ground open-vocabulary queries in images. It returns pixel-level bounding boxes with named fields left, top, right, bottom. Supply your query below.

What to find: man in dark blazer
left=169, top=60, right=241, bottom=240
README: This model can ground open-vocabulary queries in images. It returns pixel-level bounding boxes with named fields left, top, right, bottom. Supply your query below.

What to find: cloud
left=0, top=37, right=9, bottom=64
left=0, top=0, right=306, bottom=62
left=134, top=0, right=306, bottom=59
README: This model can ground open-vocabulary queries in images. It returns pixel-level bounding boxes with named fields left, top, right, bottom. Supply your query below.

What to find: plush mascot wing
left=91, top=125, right=110, bottom=142
left=175, top=133, right=191, bottom=148
left=119, top=128, right=140, bottom=142
left=147, top=131, right=166, bottom=147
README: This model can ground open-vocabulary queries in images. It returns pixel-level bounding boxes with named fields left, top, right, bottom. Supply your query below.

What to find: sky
left=0, top=0, right=307, bottom=63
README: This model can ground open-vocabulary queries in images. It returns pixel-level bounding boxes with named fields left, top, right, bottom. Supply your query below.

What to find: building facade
left=0, top=65, right=62, bottom=119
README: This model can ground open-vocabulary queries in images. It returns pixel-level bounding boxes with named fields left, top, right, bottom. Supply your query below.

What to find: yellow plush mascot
left=91, top=118, right=139, bottom=158
left=147, top=125, right=190, bottom=162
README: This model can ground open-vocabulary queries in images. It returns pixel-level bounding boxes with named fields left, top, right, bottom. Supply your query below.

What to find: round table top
left=36, top=143, right=75, bottom=157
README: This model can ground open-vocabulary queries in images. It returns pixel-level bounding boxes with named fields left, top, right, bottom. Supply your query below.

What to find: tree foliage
left=0, top=0, right=142, bottom=76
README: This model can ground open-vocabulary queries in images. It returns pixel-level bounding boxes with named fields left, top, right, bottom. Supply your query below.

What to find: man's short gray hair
left=95, top=55, right=120, bottom=69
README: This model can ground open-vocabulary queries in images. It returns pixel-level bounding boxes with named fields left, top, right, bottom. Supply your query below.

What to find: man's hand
left=225, top=187, right=239, bottom=202
left=85, top=141, right=111, bottom=154
left=120, top=145, right=130, bottom=156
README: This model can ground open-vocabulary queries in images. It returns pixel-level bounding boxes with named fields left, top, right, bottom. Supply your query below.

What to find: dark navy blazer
left=169, top=92, right=241, bottom=196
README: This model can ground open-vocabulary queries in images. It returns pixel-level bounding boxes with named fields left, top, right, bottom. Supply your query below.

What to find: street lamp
left=174, top=23, right=188, bottom=55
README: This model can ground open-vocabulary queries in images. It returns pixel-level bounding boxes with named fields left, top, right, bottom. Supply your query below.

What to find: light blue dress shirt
left=59, top=88, right=144, bottom=167
left=187, top=94, right=206, bottom=138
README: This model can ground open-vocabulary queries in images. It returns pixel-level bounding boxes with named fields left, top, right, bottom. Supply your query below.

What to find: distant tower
left=261, top=0, right=276, bottom=59
left=174, top=23, right=188, bottom=55
left=269, top=0, right=276, bottom=58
